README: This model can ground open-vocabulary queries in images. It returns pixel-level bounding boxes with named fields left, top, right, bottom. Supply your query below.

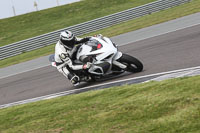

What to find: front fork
left=113, top=60, right=127, bottom=69
left=112, top=52, right=127, bottom=69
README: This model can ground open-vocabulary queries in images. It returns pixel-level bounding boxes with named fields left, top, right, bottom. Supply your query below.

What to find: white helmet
left=60, top=30, right=76, bottom=50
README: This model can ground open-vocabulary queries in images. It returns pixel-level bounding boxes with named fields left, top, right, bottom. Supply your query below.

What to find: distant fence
left=0, top=0, right=190, bottom=60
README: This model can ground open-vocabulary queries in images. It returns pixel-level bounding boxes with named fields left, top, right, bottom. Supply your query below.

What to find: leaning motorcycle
left=49, top=36, right=143, bottom=83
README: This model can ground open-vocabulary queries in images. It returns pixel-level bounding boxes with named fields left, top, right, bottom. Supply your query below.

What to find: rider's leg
left=60, top=66, right=80, bottom=86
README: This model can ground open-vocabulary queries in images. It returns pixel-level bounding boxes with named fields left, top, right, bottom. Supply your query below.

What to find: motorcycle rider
left=54, top=30, right=91, bottom=86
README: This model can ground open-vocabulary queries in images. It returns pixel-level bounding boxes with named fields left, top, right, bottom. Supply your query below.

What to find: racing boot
left=68, top=73, right=80, bottom=86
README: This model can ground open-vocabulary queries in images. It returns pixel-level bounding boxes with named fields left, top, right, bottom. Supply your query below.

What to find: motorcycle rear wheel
left=119, top=54, right=143, bottom=72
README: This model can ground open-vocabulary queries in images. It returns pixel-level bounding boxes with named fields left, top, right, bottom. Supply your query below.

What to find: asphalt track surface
left=1, top=24, right=200, bottom=105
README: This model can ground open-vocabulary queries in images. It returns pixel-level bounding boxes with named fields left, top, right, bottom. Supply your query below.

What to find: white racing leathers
left=54, top=40, right=84, bottom=81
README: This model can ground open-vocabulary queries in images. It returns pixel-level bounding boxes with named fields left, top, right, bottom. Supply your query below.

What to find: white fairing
left=77, top=37, right=120, bottom=61
left=77, top=45, right=92, bottom=59
left=76, top=36, right=123, bottom=75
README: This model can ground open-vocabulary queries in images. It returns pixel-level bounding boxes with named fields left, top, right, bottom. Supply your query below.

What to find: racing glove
left=83, top=62, right=92, bottom=69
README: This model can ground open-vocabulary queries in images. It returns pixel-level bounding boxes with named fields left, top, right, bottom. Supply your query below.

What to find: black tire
left=118, top=54, right=143, bottom=72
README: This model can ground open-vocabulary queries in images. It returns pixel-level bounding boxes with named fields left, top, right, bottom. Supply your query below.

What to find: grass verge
left=1, top=0, right=200, bottom=68
left=0, top=76, right=199, bottom=132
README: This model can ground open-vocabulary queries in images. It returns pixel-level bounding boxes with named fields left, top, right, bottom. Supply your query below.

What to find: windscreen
left=86, top=39, right=102, bottom=51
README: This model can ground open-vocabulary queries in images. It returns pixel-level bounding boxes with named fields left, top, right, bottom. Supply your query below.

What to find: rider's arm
left=69, top=63, right=83, bottom=70
left=75, top=37, right=91, bottom=44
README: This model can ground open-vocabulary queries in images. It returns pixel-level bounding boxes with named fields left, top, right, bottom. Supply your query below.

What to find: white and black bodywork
left=49, top=36, right=143, bottom=83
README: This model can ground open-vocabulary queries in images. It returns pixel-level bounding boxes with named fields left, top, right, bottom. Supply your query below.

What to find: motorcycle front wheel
left=118, top=54, right=143, bottom=72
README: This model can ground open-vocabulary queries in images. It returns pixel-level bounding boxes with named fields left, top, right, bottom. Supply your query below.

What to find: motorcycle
left=49, top=35, right=143, bottom=83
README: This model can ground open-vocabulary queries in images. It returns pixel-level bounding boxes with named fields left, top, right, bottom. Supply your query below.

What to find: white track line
left=0, top=64, right=50, bottom=79
left=119, top=23, right=200, bottom=46
left=1, top=66, right=200, bottom=109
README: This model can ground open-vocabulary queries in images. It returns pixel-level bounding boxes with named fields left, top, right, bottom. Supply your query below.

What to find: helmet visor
left=61, top=37, right=75, bottom=50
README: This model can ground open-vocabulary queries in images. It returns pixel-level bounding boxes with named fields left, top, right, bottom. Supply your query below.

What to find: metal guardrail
left=0, top=0, right=190, bottom=60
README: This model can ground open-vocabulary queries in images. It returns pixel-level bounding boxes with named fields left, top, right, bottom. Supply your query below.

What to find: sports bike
left=49, top=35, right=143, bottom=83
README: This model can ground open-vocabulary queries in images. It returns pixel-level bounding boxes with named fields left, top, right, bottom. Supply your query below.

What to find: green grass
left=1, top=0, right=200, bottom=68
left=0, top=0, right=156, bottom=47
left=0, top=76, right=199, bottom=132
